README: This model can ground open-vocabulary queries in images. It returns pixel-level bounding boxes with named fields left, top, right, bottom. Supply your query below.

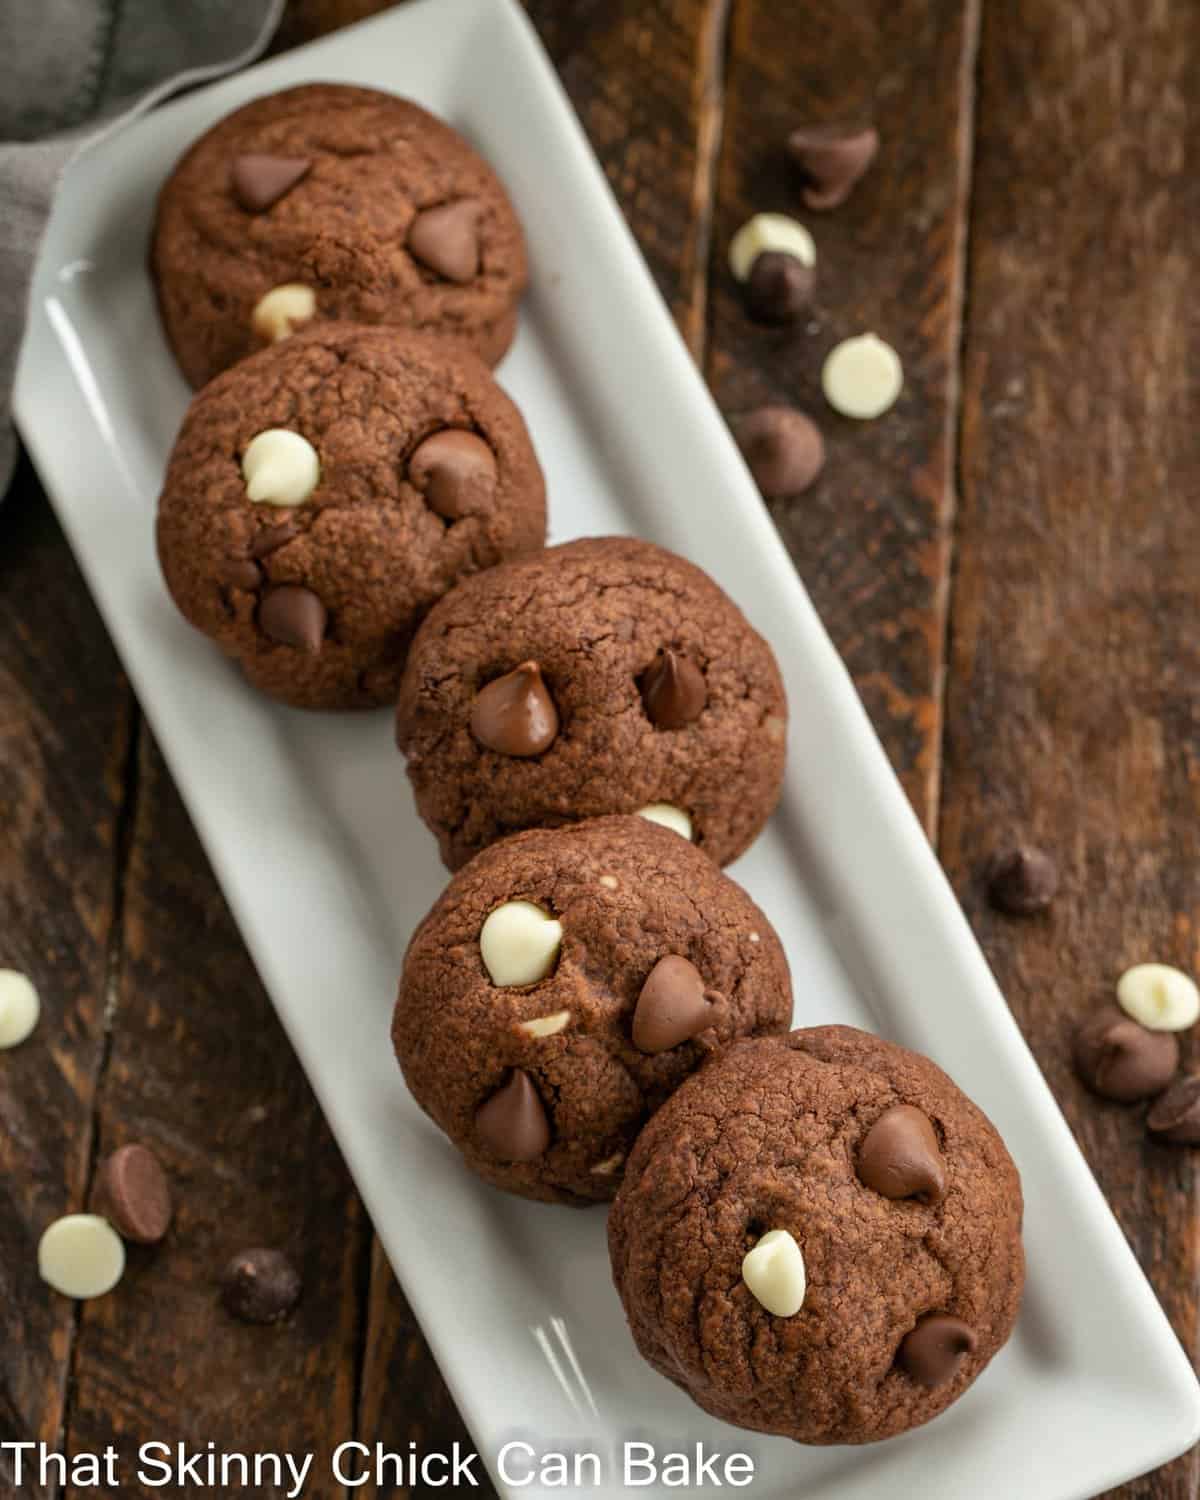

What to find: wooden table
left=3, top=2, right=1196, bottom=1495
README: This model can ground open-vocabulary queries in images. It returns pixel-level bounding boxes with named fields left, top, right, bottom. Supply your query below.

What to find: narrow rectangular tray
left=14, top=2, right=1200, bottom=1495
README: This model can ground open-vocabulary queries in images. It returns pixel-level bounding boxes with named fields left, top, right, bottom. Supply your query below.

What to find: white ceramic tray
left=15, top=2, right=1200, bottom=1495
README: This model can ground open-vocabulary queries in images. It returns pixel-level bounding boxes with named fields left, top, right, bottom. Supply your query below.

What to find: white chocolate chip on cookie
left=742, top=1228, right=806, bottom=1317
left=637, top=804, right=694, bottom=841
left=241, top=429, right=320, bottom=507
left=251, top=283, right=316, bottom=343
left=480, top=901, right=563, bottom=987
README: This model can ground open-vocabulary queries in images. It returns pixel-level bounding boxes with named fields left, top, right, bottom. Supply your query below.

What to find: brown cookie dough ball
left=151, top=84, right=527, bottom=388
left=609, top=1026, right=1024, bottom=1444
left=392, top=816, right=792, bottom=1205
left=156, top=323, right=545, bottom=710
left=396, top=537, right=787, bottom=869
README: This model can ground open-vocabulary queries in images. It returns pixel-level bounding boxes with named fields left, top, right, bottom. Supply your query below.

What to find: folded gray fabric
left=0, top=0, right=285, bottom=493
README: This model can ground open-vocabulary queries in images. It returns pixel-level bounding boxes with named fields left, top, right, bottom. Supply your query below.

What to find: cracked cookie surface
left=395, top=536, right=788, bottom=869
left=156, top=322, right=545, bottom=710
left=392, top=816, right=792, bottom=1205
left=608, top=1026, right=1025, bottom=1443
left=152, top=83, right=527, bottom=387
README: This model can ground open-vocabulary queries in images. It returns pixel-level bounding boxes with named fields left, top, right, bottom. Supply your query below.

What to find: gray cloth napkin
left=0, top=0, right=286, bottom=492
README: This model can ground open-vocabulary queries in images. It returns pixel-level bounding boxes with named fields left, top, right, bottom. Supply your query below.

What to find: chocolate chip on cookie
left=156, top=323, right=545, bottom=710
left=609, top=1026, right=1024, bottom=1443
left=152, top=84, right=527, bottom=387
left=392, top=816, right=792, bottom=1205
left=396, top=537, right=787, bottom=869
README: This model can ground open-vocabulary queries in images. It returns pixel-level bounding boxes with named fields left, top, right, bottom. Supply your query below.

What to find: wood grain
left=0, top=460, right=133, bottom=1500
left=706, top=0, right=980, bottom=829
left=64, top=737, right=367, bottom=1499
left=941, top=2, right=1200, bottom=1496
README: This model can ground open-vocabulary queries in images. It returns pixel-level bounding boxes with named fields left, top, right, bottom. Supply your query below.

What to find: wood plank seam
left=55, top=703, right=143, bottom=1497
left=935, top=0, right=985, bottom=849
left=681, top=0, right=735, bottom=361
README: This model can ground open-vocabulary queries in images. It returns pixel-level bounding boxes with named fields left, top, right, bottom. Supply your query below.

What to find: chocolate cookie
left=152, top=84, right=527, bottom=387
left=156, top=323, right=545, bottom=710
left=392, top=816, right=792, bottom=1205
left=609, top=1026, right=1024, bottom=1444
left=396, top=537, right=787, bottom=869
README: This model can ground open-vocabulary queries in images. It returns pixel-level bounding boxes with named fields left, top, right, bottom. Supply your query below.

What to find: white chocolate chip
left=637, top=804, right=694, bottom=841
left=742, top=1228, right=806, bottom=1317
left=480, top=901, right=563, bottom=987
left=748, top=932, right=761, bottom=944
left=251, top=283, right=316, bottom=343
left=728, top=213, right=816, bottom=282
left=0, top=969, right=39, bottom=1048
left=241, top=429, right=320, bottom=507
left=38, top=1215, right=125, bottom=1299
left=821, top=333, right=903, bottom=419
left=517, top=1009, right=571, bottom=1038
left=599, top=875, right=619, bottom=890
left=1116, top=963, right=1200, bottom=1032
left=590, top=1151, right=626, bottom=1176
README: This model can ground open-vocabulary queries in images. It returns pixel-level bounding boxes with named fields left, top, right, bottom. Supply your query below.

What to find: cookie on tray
left=156, top=322, right=545, bottom=710
left=395, top=536, right=787, bottom=870
left=152, top=84, right=527, bottom=387
left=609, top=1026, right=1024, bottom=1444
left=392, top=815, right=792, bottom=1205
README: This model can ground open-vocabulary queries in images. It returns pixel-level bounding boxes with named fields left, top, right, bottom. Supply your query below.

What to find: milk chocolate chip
left=734, top=407, right=825, bottom=497
left=897, top=1313, right=977, bottom=1387
left=640, top=649, right=707, bottom=729
left=231, top=154, right=312, bottom=213
left=1073, top=1005, right=1178, bottom=1102
left=471, top=662, right=559, bottom=756
left=856, top=1104, right=946, bottom=1204
left=1147, top=1076, right=1200, bottom=1144
left=476, top=1070, right=551, bottom=1161
left=787, top=124, right=879, bottom=210
left=409, top=429, right=497, bottom=520
left=632, top=955, right=717, bottom=1054
left=408, top=200, right=482, bottom=283
left=98, top=1144, right=173, bottom=1245
left=259, top=586, right=327, bottom=652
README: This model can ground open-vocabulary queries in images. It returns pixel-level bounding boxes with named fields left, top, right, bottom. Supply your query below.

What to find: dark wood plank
left=942, top=3, right=1200, bottom=1496
left=0, top=465, right=133, bottom=1500
left=64, top=737, right=367, bottom=1498
left=353, top=1, right=720, bottom=1487
left=706, top=0, right=980, bottom=830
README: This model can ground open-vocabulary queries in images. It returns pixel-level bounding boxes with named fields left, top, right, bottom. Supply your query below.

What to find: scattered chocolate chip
left=219, top=558, right=263, bottom=591
left=744, top=250, right=815, bottom=324
left=249, top=519, right=300, bottom=559
left=470, top=662, right=559, bottom=756
left=734, top=407, right=825, bottom=498
left=856, top=1104, right=946, bottom=1205
left=407, top=199, right=482, bottom=283
left=220, top=1248, right=301, bottom=1324
left=632, top=955, right=718, bottom=1054
left=1146, top=1076, right=1200, bottom=1143
left=787, top=124, right=879, bottom=211
left=986, top=845, right=1058, bottom=915
left=1073, top=1005, right=1179, bottom=1102
left=231, top=154, right=312, bottom=214
left=640, top=649, right=708, bottom=730
left=258, top=585, right=327, bottom=653
left=409, top=429, right=497, bottom=520
left=475, top=1070, right=551, bottom=1161
left=897, top=1313, right=977, bottom=1387
left=97, top=1144, right=173, bottom=1245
